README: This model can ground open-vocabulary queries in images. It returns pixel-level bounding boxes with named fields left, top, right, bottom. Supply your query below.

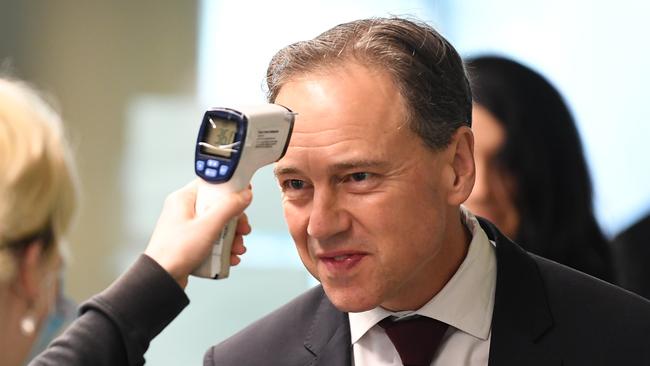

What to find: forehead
left=274, top=62, right=427, bottom=175
left=277, top=62, right=409, bottom=145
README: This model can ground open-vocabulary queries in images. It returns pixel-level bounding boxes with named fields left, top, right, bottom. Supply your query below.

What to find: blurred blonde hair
left=0, top=77, right=79, bottom=283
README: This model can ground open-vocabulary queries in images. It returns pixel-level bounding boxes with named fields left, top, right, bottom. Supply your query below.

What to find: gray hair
left=266, top=17, right=472, bottom=149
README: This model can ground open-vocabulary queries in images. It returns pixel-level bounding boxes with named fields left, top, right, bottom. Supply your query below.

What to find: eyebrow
left=274, top=159, right=389, bottom=177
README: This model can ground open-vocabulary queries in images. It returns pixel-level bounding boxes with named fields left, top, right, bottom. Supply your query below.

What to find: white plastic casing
left=193, top=104, right=294, bottom=279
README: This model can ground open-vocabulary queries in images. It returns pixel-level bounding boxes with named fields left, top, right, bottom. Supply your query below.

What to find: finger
left=195, top=189, right=252, bottom=238
left=238, top=212, right=249, bottom=227
left=236, top=213, right=252, bottom=235
left=164, top=179, right=200, bottom=220
left=231, top=236, right=247, bottom=255
left=230, top=254, right=241, bottom=266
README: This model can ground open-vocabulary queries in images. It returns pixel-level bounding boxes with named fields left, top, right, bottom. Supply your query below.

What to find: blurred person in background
left=464, top=55, right=614, bottom=282
left=0, top=77, right=78, bottom=366
left=0, top=76, right=253, bottom=366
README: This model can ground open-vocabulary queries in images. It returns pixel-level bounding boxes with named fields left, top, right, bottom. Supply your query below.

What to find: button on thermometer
left=193, top=104, right=295, bottom=279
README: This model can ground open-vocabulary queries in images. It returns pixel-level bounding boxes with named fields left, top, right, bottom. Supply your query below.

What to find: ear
left=445, top=126, right=475, bottom=205
left=13, top=243, right=45, bottom=303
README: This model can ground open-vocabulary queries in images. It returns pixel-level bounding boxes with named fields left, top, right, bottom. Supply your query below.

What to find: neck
left=382, top=208, right=471, bottom=311
left=0, top=285, right=36, bottom=366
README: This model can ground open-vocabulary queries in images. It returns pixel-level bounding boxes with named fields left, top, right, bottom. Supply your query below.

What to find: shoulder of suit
left=532, top=253, right=650, bottom=321
left=223, top=284, right=329, bottom=339
left=203, top=285, right=338, bottom=365
left=482, top=216, right=650, bottom=318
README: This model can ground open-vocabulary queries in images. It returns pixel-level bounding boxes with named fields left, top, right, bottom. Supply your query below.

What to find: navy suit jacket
left=205, top=219, right=650, bottom=365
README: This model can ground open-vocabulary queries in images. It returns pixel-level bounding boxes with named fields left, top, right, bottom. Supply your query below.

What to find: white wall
left=444, top=0, right=650, bottom=236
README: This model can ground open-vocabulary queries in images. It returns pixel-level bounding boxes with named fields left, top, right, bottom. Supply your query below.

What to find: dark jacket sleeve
left=29, top=254, right=189, bottom=366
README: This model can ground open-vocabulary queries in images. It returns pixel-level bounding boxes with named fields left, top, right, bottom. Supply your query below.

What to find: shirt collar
left=349, top=206, right=496, bottom=343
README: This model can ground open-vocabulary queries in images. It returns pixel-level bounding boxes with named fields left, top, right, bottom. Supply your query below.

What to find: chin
left=331, top=300, right=376, bottom=313
left=323, top=284, right=379, bottom=313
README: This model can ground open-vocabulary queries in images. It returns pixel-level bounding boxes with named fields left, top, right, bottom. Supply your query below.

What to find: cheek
left=491, top=174, right=517, bottom=211
left=35, top=272, right=59, bottom=324
left=282, top=203, right=317, bottom=269
left=282, top=202, right=306, bottom=242
left=392, top=180, right=445, bottom=221
left=495, top=174, right=520, bottom=235
left=385, top=188, right=447, bottom=250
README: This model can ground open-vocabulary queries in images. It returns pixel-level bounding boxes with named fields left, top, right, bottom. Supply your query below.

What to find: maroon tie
left=379, top=316, right=449, bottom=366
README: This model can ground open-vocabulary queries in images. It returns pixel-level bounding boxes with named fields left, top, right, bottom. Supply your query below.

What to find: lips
left=317, top=251, right=367, bottom=273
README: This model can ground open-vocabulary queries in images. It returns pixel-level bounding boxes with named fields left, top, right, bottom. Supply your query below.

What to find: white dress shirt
left=349, top=207, right=497, bottom=366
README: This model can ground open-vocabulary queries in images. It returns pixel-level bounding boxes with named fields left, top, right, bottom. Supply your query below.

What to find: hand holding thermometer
left=192, top=104, right=295, bottom=279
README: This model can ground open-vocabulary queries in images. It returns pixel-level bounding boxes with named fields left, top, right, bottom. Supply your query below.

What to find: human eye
left=349, top=172, right=371, bottom=182
left=282, top=179, right=307, bottom=190
left=279, top=178, right=313, bottom=201
left=342, top=172, right=380, bottom=192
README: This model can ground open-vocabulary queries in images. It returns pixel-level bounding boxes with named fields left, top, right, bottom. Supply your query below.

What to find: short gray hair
left=266, top=17, right=472, bottom=149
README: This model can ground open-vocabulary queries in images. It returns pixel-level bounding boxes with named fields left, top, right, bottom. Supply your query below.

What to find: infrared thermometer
left=192, top=104, right=294, bottom=279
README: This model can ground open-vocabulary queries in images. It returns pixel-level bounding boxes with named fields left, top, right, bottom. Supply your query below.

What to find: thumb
left=195, top=188, right=253, bottom=235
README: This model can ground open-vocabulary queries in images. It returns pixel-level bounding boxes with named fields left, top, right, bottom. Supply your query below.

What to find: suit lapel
left=480, top=219, right=560, bottom=366
left=302, top=288, right=352, bottom=366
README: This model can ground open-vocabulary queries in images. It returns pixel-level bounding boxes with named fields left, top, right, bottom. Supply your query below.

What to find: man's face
left=274, top=62, right=461, bottom=312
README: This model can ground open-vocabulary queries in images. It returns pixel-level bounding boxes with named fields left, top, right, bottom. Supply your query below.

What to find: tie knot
left=379, top=316, right=449, bottom=366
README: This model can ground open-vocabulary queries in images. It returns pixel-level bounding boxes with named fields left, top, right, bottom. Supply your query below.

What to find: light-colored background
left=2, top=1, right=649, bottom=364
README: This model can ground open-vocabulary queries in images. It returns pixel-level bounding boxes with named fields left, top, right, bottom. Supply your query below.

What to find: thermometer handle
left=192, top=180, right=242, bottom=279
left=193, top=216, right=238, bottom=279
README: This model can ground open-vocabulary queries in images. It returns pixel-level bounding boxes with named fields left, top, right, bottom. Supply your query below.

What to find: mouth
left=317, top=251, right=367, bottom=273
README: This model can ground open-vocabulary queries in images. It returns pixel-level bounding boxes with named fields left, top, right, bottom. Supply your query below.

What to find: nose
left=307, top=187, right=350, bottom=241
